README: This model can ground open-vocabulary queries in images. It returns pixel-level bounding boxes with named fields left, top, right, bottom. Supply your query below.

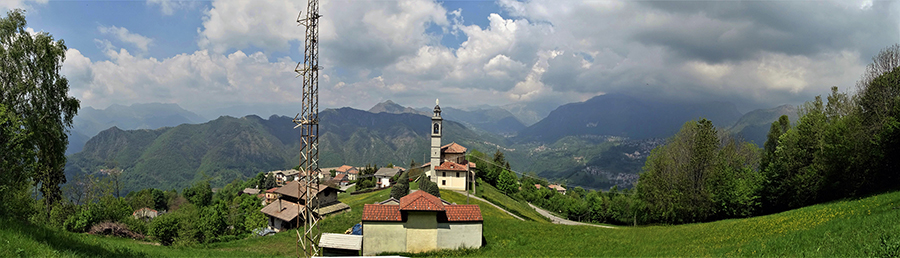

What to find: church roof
left=435, top=161, right=469, bottom=172
left=441, top=142, right=467, bottom=154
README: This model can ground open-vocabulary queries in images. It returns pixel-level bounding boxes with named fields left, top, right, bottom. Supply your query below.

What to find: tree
left=636, top=118, right=761, bottom=224
left=0, top=104, right=33, bottom=218
left=761, top=115, right=791, bottom=171
left=149, top=214, right=179, bottom=246
left=497, top=169, right=518, bottom=194
left=391, top=171, right=411, bottom=199
left=0, top=9, right=80, bottom=218
left=420, top=179, right=441, bottom=198
left=263, top=174, right=276, bottom=189
left=391, top=182, right=409, bottom=199
left=183, top=181, right=213, bottom=207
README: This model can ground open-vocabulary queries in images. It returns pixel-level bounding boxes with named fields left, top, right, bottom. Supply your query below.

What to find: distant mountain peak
left=368, top=100, right=428, bottom=115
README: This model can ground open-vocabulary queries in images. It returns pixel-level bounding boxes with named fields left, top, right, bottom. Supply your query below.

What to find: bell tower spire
left=430, top=99, right=442, bottom=178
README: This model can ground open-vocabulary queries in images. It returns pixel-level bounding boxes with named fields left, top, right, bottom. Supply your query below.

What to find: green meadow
left=3, top=188, right=899, bottom=257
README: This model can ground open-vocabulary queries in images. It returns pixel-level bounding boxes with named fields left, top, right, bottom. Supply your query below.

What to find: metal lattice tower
left=293, top=0, right=321, bottom=256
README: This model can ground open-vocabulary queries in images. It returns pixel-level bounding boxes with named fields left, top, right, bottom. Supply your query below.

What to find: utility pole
left=293, top=0, right=321, bottom=256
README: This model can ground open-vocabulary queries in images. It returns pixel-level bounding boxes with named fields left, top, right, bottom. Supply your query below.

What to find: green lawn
left=5, top=188, right=900, bottom=257
left=462, top=190, right=900, bottom=257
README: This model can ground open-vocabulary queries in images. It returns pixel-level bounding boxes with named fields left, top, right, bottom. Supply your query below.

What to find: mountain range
left=65, top=95, right=800, bottom=192
left=726, top=104, right=799, bottom=145
left=65, top=108, right=502, bottom=193
left=516, top=94, right=743, bottom=143
left=66, top=103, right=205, bottom=155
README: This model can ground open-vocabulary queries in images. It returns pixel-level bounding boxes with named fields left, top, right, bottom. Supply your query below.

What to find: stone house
left=260, top=181, right=350, bottom=231
left=374, top=167, right=404, bottom=188
left=361, top=190, right=482, bottom=255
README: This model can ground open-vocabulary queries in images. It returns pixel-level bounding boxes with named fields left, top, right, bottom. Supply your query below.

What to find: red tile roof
left=361, top=204, right=402, bottom=222
left=399, top=190, right=445, bottom=211
left=444, top=205, right=483, bottom=221
left=435, top=161, right=468, bottom=172
left=335, top=165, right=354, bottom=173
left=265, top=187, right=280, bottom=193
left=334, top=173, right=347, bottom=181
left=362, top=192, right=483, bottom=223
left=441, top=142, right=467, bottom=154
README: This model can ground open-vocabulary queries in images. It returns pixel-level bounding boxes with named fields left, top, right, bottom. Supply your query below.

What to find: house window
left=442, top=172, right=446, bottom=177
left=456, top=172, right=459, bottom=177
left=442, top=180, right=446, bottom=186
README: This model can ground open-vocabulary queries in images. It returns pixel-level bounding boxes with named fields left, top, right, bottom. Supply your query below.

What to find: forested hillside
left=66, top=103, right=205, bottom=155
left=65, top=108, right=500, bottom=193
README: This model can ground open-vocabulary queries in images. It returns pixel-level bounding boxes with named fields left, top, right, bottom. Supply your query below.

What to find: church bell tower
left=430, top=99, right=442, bottom=178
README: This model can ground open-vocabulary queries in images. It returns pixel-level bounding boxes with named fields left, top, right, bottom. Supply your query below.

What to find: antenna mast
left=293, top=0, right=321, bottom=256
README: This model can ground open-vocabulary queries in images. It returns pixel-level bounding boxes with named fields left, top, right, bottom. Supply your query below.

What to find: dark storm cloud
left=634, top=1, right=898, bottom=64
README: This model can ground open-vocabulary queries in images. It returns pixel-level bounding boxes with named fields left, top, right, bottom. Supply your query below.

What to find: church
left=422, top=99, right=476, bottom=191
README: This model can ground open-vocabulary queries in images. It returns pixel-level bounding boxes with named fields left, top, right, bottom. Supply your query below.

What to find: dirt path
left=451, top=191, right=525, bottom=221
left=528, top=203, right=616, bottom=228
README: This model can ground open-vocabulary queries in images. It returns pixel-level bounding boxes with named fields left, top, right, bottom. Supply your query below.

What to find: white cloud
left=197, top=0, right=302, bottom=53
left=146, top=0, right=197, bottom=15
left=62, top=46, right=300, bottom=114
left=98, top=25, right=153, bottom=52
left=0, top=0, right=46, bottom=11
left=62, top=0, right=900, bottom=114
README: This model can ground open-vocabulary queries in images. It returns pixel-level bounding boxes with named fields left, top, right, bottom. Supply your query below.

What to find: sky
left=4, top=0, right=899, bottom=118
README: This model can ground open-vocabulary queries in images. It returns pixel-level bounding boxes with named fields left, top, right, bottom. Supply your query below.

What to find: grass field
left=4, top=188, right=900, bottom=257
left=472, top=180, right=550, bottom=222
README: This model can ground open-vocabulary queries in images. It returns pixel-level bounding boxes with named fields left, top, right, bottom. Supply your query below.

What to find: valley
left=65, top=96, right=796, bottom=193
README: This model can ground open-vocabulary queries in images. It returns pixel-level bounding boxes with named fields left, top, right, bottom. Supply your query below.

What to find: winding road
left=528, top=203, right=616, bottom=228
left=451, top=190, right=524, bottom=221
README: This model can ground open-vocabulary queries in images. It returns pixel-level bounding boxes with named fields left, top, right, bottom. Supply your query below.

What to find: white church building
left=423, top=99, right=476, bottom=191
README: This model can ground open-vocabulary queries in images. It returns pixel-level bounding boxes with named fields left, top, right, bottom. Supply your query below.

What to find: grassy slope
left=5, top=189, right=899, bottom=257
left=470, top=191, right=900, bottom=257
left=474, top=181, right=550, bottom=222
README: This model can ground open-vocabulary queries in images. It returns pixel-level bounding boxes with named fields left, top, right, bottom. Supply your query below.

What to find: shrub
left=148, top=214, right=179, bottom=246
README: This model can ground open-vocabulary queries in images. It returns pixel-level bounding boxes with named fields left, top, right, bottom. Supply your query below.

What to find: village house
left=335, top=165, right=360, bottom=181
left=263, top=187, right=280, bottom=205
left=374, top=167, right=404, bottom=188
left=548, top=184, right=567, bottom=195
left=260, top=181, right=350, bottom=232
left=361, top=190, right=483, bottom=255
left=422, top=100, right=477, bottom=191
left=240, top=188, right=260, bottom=196
left=269, top=169, right=301, bottom=186
left=132, top=207, right=158, bottom=221
left=332, top=173, right=349, bottom=186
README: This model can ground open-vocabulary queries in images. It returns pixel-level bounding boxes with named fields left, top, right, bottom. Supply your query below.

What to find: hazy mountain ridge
left=66, top=103, right=205, bottom=155
left=516, top=94, right=743, bottom=143
left=727, top=104, right=799, bottom=145
left=369, top=100, right=526, bottom=135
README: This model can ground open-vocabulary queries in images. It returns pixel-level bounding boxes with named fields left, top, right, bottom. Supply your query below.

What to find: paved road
left=452, top=191, right=524, bottom=221
left=528, top=203, right=616, bottom=228
left=340, top=183, right=356, bottom=191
